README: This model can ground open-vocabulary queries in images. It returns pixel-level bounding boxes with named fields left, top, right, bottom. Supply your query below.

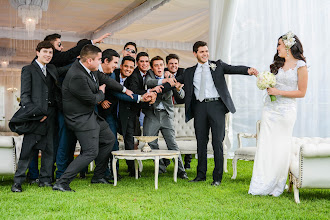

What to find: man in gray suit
left=53, top=45, right=135, bottom=192
left=143, top=56, right=188, bottom=179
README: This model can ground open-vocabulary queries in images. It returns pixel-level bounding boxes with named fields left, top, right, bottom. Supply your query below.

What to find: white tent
left=0, top=0, right=329, bottom=149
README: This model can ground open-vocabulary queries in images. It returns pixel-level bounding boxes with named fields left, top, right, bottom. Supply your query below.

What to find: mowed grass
left=0, top=158, right=329, bottom=219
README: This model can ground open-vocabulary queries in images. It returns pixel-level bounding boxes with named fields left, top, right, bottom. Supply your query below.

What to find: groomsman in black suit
left=53, top=45, right=134, bottom=192
left=178, top=41, right=258, bottom=186
left=118, top=53, right=159, bottom=176
left=10, top=41, right=64, bottom=192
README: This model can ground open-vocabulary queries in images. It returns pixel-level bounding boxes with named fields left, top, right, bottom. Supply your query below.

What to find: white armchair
left=289, top=137, right=330, bottom=203
left=231, top=120, right=260, bottom=179
left=0, top=136, right=18, bottom=175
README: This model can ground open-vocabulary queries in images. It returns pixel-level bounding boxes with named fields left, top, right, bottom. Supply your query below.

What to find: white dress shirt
left=193, top=61, right=219, bottom=100
left=35, top=60, right=47, bottom=76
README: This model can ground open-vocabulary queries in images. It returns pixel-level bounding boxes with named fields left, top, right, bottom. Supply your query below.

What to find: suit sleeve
left=51, top=40, right=92, bottom=67
left=218, top=60, right=250, bottom=75
left=97, top=71, right=124, bottom=92
left=69, top=74, right=104, bottom=105
left=112, top=92, right=138, bottom=102
left=20, top=66, right=33, bottom=106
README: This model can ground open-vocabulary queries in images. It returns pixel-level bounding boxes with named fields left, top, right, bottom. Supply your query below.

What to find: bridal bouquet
left=257, top=71, right=277, bottom=101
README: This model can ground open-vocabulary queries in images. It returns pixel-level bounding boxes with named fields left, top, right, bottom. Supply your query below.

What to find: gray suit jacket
left=143, top=71, right=184, bottom=118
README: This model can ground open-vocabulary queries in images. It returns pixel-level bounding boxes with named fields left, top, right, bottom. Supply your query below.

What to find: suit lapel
left=188, top=64, right=198, bottom=96
left=32, top=61, right=46, bottom=83
left=209, top=60, right=218, bottom=82
left=76, top=60, right=98, bottom=90
left=47, top=65, right=58, bottom=82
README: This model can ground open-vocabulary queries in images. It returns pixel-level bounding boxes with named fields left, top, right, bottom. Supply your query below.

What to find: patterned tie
left=198, top=64, right=206, bottom=101
left=42, top=67, right=47, bottom=76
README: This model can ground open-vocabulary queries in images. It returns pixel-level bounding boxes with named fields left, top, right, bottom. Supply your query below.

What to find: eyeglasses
left=125, top=48, right=136, bottom=54
left=58, top=42, right=62, bottom=47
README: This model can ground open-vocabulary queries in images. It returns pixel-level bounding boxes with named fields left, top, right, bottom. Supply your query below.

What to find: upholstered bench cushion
left=0, top=136, right=13, bottom=148
left=290, top=138, right=330, bottom=177
left=302, top=143, right=330, bottom=157
left=234, top=147, right=257, bottom=156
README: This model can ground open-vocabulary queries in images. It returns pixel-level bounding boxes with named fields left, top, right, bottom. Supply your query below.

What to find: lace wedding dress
left=248, top=60, right=306, bottom=197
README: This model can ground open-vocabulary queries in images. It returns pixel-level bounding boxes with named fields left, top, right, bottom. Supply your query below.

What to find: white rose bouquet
left=257, top=71, right=277, bottom=101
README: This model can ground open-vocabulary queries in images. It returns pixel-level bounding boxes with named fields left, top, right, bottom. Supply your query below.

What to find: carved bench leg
left=293, top=182, right=300, bottom=204
left=231, top=157, right=238, bottom=179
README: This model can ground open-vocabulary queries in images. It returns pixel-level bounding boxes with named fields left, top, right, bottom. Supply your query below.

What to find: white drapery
left=228, top=0, right=330, bottom=150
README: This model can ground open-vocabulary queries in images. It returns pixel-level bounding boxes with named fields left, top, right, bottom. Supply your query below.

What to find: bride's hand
left=267, top=87, right=281, bottom=96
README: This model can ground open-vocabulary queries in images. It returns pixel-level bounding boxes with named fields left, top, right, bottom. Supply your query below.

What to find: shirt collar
left=79, top=60, right=91, bottom=74
left=35, top=59, right=46, bottom=71
left=155, top=73, right=164, bottom=79
left=98, top=64, right=104, bottom=73
left=140, top=70, right=147, bottom=77
left=197, top=61, right=209, bottom=69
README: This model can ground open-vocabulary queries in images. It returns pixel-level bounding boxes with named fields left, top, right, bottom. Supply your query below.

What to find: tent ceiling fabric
left=0, top=0, right=208, bottom=68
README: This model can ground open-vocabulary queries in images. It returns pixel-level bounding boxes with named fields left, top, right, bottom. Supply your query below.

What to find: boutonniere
left=209, top=63, right=217, bottom=71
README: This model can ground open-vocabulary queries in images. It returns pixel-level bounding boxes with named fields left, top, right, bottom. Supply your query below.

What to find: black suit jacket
left=10, top=61, right=63, bottom=134
left=181, top=60, right=249, bottom=122
left=62, top=60, right=123, bottom=131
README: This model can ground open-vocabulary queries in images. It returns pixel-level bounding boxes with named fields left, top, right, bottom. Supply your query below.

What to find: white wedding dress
left=248, top=60, right=306, bottom=197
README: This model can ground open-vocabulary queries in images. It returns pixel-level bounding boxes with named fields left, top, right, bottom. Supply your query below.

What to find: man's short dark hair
left=124, top=42, right=137, bottom=52
left=102, top=49, right=120, bottom=63
left=193, top=41, right=207, bottom=53
left=150, top=56, right=164, bottom=67
left=121, top=56, right=135, bottom=65
left=36, top=41, right=55, bottom=52
left=80, top=44, right=102, bottom=62
left=136, top=52, right=149, bottom=62
left=166, top=54, right=179, bottom=64
left=44, top=33, right=61, bottom=42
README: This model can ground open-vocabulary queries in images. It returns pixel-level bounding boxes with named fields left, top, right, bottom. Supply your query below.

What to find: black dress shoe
left=91, top=178, right=113, bottom=184
left=53, top=183, right=75, bottom=192
left=188, top=177, right=206, bottom=182
left=211, top=181, right=221, bottom=186
left=11, top=183, right=22, bottom=192
left=39, top=182, right=53, bottom=187
left=178, top=172, right=189, bottom=179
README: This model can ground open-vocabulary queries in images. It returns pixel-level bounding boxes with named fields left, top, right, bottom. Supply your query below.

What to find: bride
left=249, top=31, right=308, bottom=197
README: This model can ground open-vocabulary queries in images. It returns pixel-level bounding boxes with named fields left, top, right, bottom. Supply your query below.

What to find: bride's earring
left=286, top=48, right=289, bottom=57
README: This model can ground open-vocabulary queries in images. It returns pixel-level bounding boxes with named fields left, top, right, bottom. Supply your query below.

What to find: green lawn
left=1, top=159, right=329, bottom=219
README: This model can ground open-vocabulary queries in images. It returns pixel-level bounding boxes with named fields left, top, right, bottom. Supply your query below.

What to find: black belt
left=203, top=97, right=220, bottom=102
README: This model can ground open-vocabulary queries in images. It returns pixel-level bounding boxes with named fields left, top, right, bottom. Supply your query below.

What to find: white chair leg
left=138, top=160, right=143, bottom=172
left=223, top=154, right=228, bottom=173
left=231, top=157, right=238, bottom=179
left=89, top=161, right=94, bottom=172
left=293, top=183, right=300, bottom=204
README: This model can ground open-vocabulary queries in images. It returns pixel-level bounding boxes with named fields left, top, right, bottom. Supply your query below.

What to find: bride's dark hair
left=270, top=34, right=306, bottom=74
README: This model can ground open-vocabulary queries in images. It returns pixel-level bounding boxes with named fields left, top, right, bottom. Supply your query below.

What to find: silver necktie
left=42, top=67, right=47, bottom=76
left=198, top=64, right=206, bottom=101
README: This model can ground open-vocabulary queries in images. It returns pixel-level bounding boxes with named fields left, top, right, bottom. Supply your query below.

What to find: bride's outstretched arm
left=267, top=66, right=308, bottom=98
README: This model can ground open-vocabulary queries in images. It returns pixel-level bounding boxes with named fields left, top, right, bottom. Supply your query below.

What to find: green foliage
left=0, top=159, right=329, bottom=219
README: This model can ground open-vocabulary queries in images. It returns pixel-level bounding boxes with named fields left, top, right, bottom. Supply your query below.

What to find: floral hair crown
left=282, top=31, right=296, bottom=49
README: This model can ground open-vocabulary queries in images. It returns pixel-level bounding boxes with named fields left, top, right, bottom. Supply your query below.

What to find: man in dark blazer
left=178, top=41, right=258, bottom=186
left=53, top=45, right=134, bottom=192
left=11, top=41, right=64, bottom=192
left=119, top=52, right=169, bottom=176
left=97, top=50, right=153, bottom=179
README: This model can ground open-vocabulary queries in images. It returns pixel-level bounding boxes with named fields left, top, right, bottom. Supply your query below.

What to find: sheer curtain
left=228, top=0, right=330, bottom=151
